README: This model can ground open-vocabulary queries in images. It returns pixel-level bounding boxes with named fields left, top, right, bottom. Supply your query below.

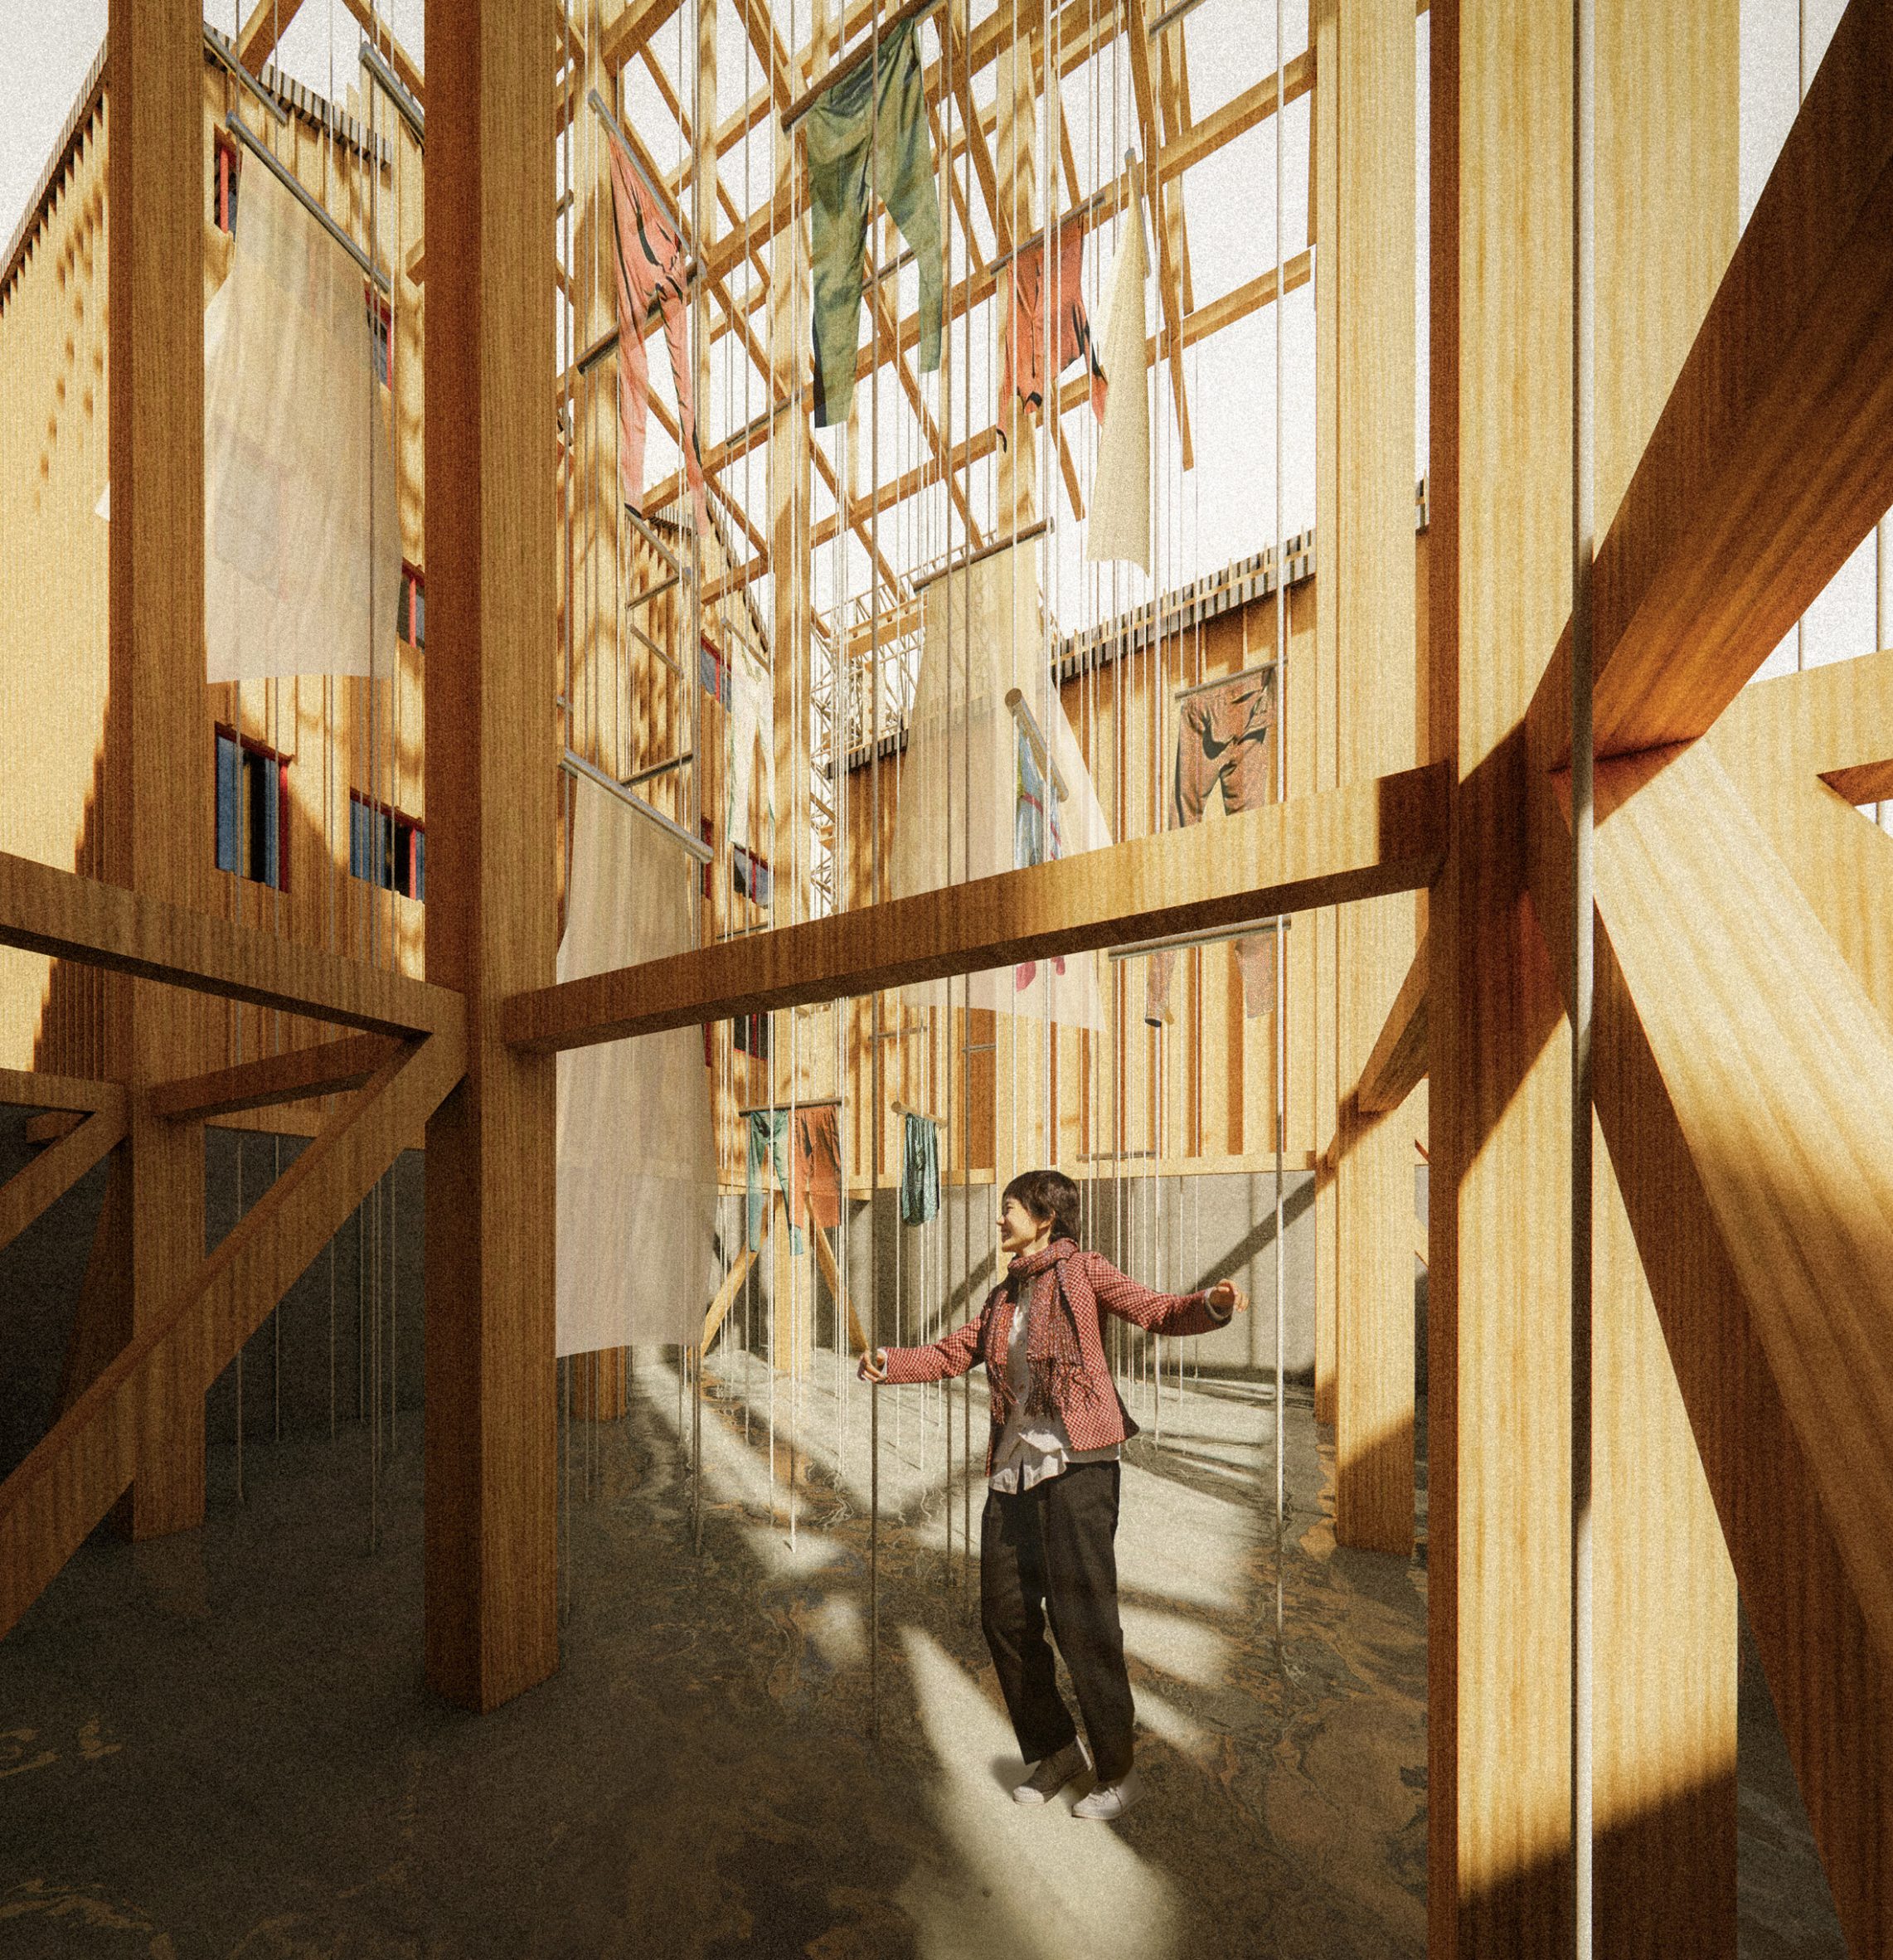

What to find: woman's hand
left=1206, top=1279, right=1248, bottom=1317
left=858, top=1346, right=890, bottom=1384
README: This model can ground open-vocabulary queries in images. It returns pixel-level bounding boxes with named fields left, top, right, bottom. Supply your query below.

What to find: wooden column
left=1428, top=0, right=1575, bottom=1944
left=1430, top=0, right=1740, bottom=1947
left=1587, top=2, right=1740, bottom=1948
left=1331, top=0, right=1416, bottom=1554
left=423, top=0, right=559, bottom=1713
left=101, top=0, right=212, bottom=1538
left=1308, top=0, right=1340, bottom=1429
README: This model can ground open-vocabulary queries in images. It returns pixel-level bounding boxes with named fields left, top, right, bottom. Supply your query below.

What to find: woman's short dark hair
left=1002, top=1168, right=1082, bottom=1244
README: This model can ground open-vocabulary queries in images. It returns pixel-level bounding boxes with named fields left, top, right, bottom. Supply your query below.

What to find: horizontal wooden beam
left=337, top=0, right=425, bottom=106
left=0, top=1069, right=123, bottom=1114
left=0, top=851, right=461, bottom=1040
left=1587, top=735, right=1893, bottom=1951
left=0, top=1027, right=464, bottom=1646
left=0, top=1104, right=125, bottom=1259
left=1357, top=925, right=1428, bottom=1113
left=1533, top=0, right=1893, bottom=766
left=148, top=1034, right=400, bottom=1123
left=503, top=762, right=1447, bottom=1051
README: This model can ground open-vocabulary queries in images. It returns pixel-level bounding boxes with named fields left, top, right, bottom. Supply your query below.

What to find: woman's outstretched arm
left=861, top=1309, right=985, bottom=1385
left=1076, top=1249, right=1246, bottom=1337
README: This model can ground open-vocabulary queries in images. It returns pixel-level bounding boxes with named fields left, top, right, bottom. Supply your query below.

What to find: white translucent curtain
left=204, top=164, right=399, bottom=682
left=888, top=540, right=1110, bottom=1024
left=556, top=774, right=717, bottom=1356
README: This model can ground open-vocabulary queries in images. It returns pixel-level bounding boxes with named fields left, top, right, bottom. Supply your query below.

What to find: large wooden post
left=1429, top=0, right=1740, bottom=1948
left=1331, top=0, right=1417, bottom=1555
left=102, top=0, right=212, bottom=1538
left=423, top=0, right=559, bottom=1713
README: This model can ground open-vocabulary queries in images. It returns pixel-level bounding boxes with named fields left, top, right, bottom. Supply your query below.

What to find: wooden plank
left=336, top=0, right=427, bottom=105
left=423, top=0, right=561, bottom=1716
left=0, top=850, right=457, bottom=1037
left=235, top=0, right=306, bottom=75
left=811, top=1224, right=866, bottom=1354
left=1357, top=928, right=1427, bottom=1114
left=1530, top=0, right=1893, bottom=765
left=505, top=763, right=1447, bottom=1051
left=702, top=1246, right=760, bottom=1351
left=601, top=0, right=687, bottom=73
left=147, top=1034, right=400, bottom=1123
left=55, top=1151, right=130, bottom=1416
left=0, top=1104, right=124, bottom=1258
left=1332, top=0, right=1417, bottom=1558
left=0, top=1069, right=122, bottom=1113
left=1590, top=737, right=1893, bottom=1952
left=1123, top=0, right=1192, bottom=464
left=0, top=1031, right=464, bottom=1647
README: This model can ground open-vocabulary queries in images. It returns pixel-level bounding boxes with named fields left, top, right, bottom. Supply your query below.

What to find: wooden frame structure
left=1, top=0, right=1890, bottom=1950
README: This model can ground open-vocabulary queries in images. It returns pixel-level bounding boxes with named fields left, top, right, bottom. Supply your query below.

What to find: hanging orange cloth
left=790, top=1107, right=843, bottom=1235
left=606, top=131, right=709, bottom=541
left=1000, top=214, right=1108, bottom=433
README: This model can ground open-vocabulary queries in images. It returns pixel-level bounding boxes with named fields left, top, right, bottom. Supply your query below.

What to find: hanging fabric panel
left=727, top=642, right=775, bottom=871
left=556, top=774, right=717, bottom=1356
left=1085, top=202, right=1153, bottom=575
left=1001, top=216, right=1107, bottom=430
left=887, top=541, right=1109, bottom=1025
left=203, top=164, right=400, bottom=682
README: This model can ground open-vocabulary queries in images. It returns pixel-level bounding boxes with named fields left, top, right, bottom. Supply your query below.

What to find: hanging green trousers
left=806, top=13, right=943, bottom=429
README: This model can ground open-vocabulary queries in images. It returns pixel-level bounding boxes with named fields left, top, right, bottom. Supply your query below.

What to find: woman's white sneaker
left=1012, top=1739, right=1090, bottom=1804
left=1072, top=1769, right=1143, bottom=1820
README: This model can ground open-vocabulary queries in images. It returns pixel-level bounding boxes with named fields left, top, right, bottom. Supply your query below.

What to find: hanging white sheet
left=888, top=540, right=1110, bottom=1026
left=203, top=163, right=400, bottom=682
left=556, top=774, right=717, bottom=1356
left=1085, top=203, right=1152, bottom=575
left=727, top=641, right=775, bottom=861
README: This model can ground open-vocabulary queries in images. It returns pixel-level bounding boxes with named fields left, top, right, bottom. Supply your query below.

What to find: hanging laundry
left=900, top=1111, right=941, bottom=1225
left=727, top=641, right=775, bottom=879
left=1012, top=721, right=1066, bottom=995
left=999, top=214, right=1107, bottom=438
left=1085, top=199, right=1153, bottom=575
left=606, top=131, right=710, bottom=541
left=556, top=774, right=717, bottom=1354
left=201, top=163, right=399, bottom=681
left=1144, top=669, right=1279, bottom=1026
left=806, top=14, right=943, bottom=429
left=746, top=1109, right=795, bottom=1252
left=791, top=1107, right=842, bottom=1236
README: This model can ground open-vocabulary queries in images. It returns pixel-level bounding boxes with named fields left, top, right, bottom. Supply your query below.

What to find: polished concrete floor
left=0, top=1351, right=1844, bottom=1958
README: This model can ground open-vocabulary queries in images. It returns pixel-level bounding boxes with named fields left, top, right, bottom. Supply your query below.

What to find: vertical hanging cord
left=1570, top=0, right=1597, bottom=1950
left=1269, top=0, right=1287, bottom=1527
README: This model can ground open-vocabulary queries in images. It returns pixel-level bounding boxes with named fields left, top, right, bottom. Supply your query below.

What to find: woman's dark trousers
left=980, top=1462, right=1134, bottom=1783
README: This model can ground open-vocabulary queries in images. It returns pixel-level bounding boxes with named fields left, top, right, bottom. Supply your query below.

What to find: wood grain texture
left=422, top=0, right=561, bottom=1715
left=505, top=763, right=1446, bottom=1052
left=1534, top=0, right=1893, bottom=764
left=0, top=1030, right=464, bottom=1645
left=0, top=850, right=457, bottom=1037
left=147, top=1034, right=400, bottom=1123
left=1357, top=929, right=1426, bottom=1115
left=0, top=1069, right=123, bottom=1113
left=0, top=1103, right=124, bottom=1256
left=1332, top=0, right=1417, bottom=1556
left=1590, top=737, right=1893, bottom=1952
left=1125, top=0, right=1192, bottom=466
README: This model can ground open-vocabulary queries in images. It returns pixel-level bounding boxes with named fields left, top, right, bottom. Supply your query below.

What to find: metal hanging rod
left=1004, top=687, right=1070, bottom=803
left=910, top=517, right=1051, bottom=591
left=738, top=1096, right=844, bottom=1117
left=1147, top=0, right=1216, bottom=37
left=1172, top=658, right=1281, bottom=704
left=891, top=1099, right=946, bottom=1124
left=560, top=749, right=713, bottom=863
left=360, top=40, right=425, bottom=147
left=572, top=263, right=704, bottom=375
left=588, top=87, right=692, bottom=244
left=1106, top=915, right=1292, bottom=963
left=781, top=0, right=951, bottom=131
left=626, top=750, right=694, bottom=785
left=226, top=113, right=391, bottom=296
left=203, top=26, right=288, bottom=125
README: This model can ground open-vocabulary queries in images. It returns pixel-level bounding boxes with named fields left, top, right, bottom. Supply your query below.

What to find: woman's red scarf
left=997, top=1237, right=1104, bottom=1424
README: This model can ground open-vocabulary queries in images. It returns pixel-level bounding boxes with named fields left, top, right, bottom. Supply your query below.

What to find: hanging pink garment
left=606, top=133, right=709, bottom=540
left=1001, top=215, right=1109, bottom=429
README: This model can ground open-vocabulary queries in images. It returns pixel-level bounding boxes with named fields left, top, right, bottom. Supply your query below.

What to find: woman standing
left=860, top=1167, right=1247, bottom=1820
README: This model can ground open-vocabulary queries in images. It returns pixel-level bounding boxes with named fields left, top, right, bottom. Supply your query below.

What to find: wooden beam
left=0, top=1032, right=464, bottom=1647
left=0, top=850, right=458, bottom=1038
left=0, top=1069, right=123, bottom=1113
left=1357, top=928, right=1427, bottom=1114
left=147, top=1035, right=400, bottom=1123
left=1529, top=0, right=1893, bottom=767
left=810, top=1223, right=867, bottom=1355
left=601, top=0, right=687, bottom=72
left=424, top=0, right=561, bottom=1715
left=337, top=0, right=426, bottom=105
left=236, top=0, right=306, bottom=75
left=1124, top=0, right=1192, bottom=467
left=1590, top=735, right=1893, bottom=1953
left=0, top=1104, right=125, bottom=1259
left=701, top=1246, right=759, bottom=1351
left=504, top=763, right=1447, bottom=1051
